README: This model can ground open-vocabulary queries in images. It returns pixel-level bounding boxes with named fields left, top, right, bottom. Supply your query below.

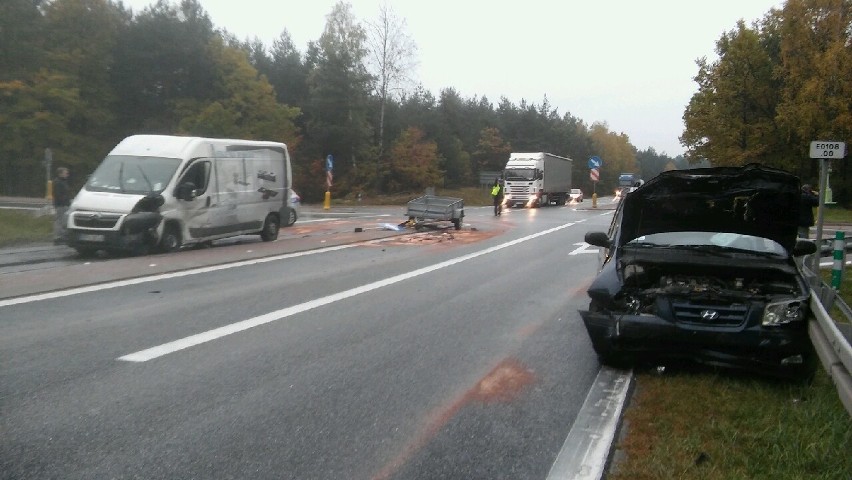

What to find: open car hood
left=618, top=164, right=801, bottom=252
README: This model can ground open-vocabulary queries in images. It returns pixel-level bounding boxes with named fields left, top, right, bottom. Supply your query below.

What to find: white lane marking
left=569, top=242, right=599, bottom=256
left=0, top=244, right=359, bottom=308
left=118, top=223, right=576, bottom=362
left=296, top=213, right=392, bottom=224
left=546, top=367, right=633, bottom=480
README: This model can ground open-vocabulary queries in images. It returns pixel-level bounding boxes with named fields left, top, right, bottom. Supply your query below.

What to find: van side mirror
left=585, top=231, right=611, bottom=249
left=176, top=182, right=197, bottom=201
left=792, top=238, right=817, bottom=257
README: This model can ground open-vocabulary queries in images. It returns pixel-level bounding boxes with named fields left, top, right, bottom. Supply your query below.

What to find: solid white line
left=118, top=223, right=576, bottom=362
left=0, top=244, right=359, bottom=308
left=546, top=367, right=633, bottom=480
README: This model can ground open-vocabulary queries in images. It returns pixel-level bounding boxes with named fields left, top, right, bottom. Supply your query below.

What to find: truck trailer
left=502, top=152, right=573, bottom=208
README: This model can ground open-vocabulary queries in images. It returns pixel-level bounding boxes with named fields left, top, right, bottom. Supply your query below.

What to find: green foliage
left=0, top=210, right=52, bottom=247
left=681, top=0, right=852, bottom=202
left=386, top=127, right=443, bottom=192
left=305, top=1, right=373, bottom=194
left=473, top=127, right=512, bottom=173
left=682, top=21, right=782, bottom=167
left=0, top=0, right=684, bottom=201
left=0, top=0, right=47, bottom=82
left=589, top=122, right=638, bottom=186
left=611, top=367, right=851, bottom=480
left=177, top=38, right=301, bottom=145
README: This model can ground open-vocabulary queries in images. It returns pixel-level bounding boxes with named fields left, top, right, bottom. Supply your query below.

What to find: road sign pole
left=809, top=141, right=847, bottom=271
left=324, top=154, right=333, bottom=210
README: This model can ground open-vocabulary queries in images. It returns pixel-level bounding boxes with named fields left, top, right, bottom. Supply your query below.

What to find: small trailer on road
left=405, top=195, right=464, bottom=230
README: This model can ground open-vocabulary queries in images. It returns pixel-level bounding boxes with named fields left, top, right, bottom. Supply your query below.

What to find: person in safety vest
left=491, top=178, right=504, bottom=216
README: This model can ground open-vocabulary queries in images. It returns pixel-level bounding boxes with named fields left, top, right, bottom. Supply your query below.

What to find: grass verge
left=331, top=187, right=493, bottom=207
left=609, top=366, right=851, bottom=480
left=0, top=209, right=52, bottom=247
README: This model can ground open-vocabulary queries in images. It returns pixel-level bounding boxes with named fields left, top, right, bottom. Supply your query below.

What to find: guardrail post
left=832, top=231, right=845, bottom=289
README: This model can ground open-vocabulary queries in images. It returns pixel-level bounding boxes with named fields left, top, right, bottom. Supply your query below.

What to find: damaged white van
left=66, top=135, right=293, bottom=256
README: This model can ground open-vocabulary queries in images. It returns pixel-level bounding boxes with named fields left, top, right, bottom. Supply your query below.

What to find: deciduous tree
left=365, top=2, right=417, bottom=159
left=306, top=1, right=373, bottom=194
left=387, top=127, right=442, bottom=192
left=681, top=20, right=780, bottom=167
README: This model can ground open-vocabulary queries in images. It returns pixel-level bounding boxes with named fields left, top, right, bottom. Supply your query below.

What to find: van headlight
left=762, top=299, right=806, bottom=326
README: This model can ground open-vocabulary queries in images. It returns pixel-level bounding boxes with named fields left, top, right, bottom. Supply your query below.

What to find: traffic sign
left=326, top=154, right=334, bottom=171
left=588, top=156, right=602, bottom=169
left=809, top=141, right=846, bottom=159
left=590, top=168, right=600, bottom=182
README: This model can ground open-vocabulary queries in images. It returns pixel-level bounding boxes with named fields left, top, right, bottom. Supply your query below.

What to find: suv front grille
left=670, top=300, right=749, bottom=326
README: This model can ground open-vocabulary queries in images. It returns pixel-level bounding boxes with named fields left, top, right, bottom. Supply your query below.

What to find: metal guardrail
left=804, top=262, right=852, bottom=417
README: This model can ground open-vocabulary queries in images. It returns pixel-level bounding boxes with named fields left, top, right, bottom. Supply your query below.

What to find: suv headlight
left=762, top=299, right=806, bottom=326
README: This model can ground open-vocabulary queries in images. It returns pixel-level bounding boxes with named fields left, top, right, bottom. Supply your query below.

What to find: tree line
left=0, top=0, right=685, bottom=201
left=681, top=0, right=852, bottom=203
left=2, top=0, right=847, bottom=204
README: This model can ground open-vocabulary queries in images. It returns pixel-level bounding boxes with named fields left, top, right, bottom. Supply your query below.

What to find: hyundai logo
left=701, top=310, right=720, bottom=321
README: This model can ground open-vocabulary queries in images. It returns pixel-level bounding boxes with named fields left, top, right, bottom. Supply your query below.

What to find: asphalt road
left=1, top=202, right=622, bottom=479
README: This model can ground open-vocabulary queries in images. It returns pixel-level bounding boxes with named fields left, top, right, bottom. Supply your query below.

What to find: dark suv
left=579, top=164, right=818, bottom=379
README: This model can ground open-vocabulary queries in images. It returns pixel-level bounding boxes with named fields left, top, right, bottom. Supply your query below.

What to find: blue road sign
left=326, top=154, right=334, bottom=172
left=588, top=156, right=602, bottom=169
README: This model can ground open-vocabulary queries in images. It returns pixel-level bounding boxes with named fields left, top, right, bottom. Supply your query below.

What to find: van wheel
left=260, top=214, right=280, bottom=241
left=283, top=207, right=297, bottom=227
left=159, top=225, right=182, bottom=253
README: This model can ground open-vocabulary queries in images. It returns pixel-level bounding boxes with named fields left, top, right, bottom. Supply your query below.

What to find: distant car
left=614, top=185, right=640, bottom=201
left=569, top=188, right=584, bottom=202
left=580, top=164, right=818, bottom=380
left=284, top=189, right=300, bottom=227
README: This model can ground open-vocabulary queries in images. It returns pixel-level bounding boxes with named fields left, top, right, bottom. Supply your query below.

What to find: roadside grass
left=821, top=205, right=852, bottom=223
left=332, top=187, right=493, bottom=207
left=609, top=366, right=851, bottom=480
left=0, top=209, right=52, bottom=247
left=820, top=267, right=851, bottom=324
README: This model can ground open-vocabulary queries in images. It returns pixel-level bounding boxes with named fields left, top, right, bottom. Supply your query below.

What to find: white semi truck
left=502, top=152, right=573, bottom=208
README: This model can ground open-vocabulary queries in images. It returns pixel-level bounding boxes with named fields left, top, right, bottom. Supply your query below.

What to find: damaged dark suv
left=579, top=164, right=818, bottom=379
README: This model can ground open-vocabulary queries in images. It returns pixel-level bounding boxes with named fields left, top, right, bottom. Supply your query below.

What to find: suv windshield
left=625, top=231, right=787, bottom=256
left=85, top=155, right=181, bottom=194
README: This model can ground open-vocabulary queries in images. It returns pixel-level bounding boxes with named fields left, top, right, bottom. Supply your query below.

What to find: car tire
left=260, top=214, right=280, bottom=241
left=284, top=207, right=297, bottom=227
left=159, top=224, right=182, bottom=253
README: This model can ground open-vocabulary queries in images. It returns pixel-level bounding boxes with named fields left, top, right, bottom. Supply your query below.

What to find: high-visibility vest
left=491, top=185, right=500, bottom=196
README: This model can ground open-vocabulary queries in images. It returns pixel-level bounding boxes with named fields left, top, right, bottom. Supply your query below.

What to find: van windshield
left=85, top=155, right=181, bottom=194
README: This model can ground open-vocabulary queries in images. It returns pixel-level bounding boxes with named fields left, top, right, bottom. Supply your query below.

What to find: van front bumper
left=67, top=212, right=161, bottom=252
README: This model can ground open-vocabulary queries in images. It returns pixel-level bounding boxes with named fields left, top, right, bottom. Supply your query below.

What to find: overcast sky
left=121, top=0, right=785, bottom=157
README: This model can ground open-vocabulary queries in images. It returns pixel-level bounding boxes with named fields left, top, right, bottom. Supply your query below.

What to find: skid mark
left=372, top=358, right=535, bottom=480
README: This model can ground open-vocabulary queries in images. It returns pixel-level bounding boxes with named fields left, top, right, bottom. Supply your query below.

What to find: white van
left=66, top=135, right=293, bottom=256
